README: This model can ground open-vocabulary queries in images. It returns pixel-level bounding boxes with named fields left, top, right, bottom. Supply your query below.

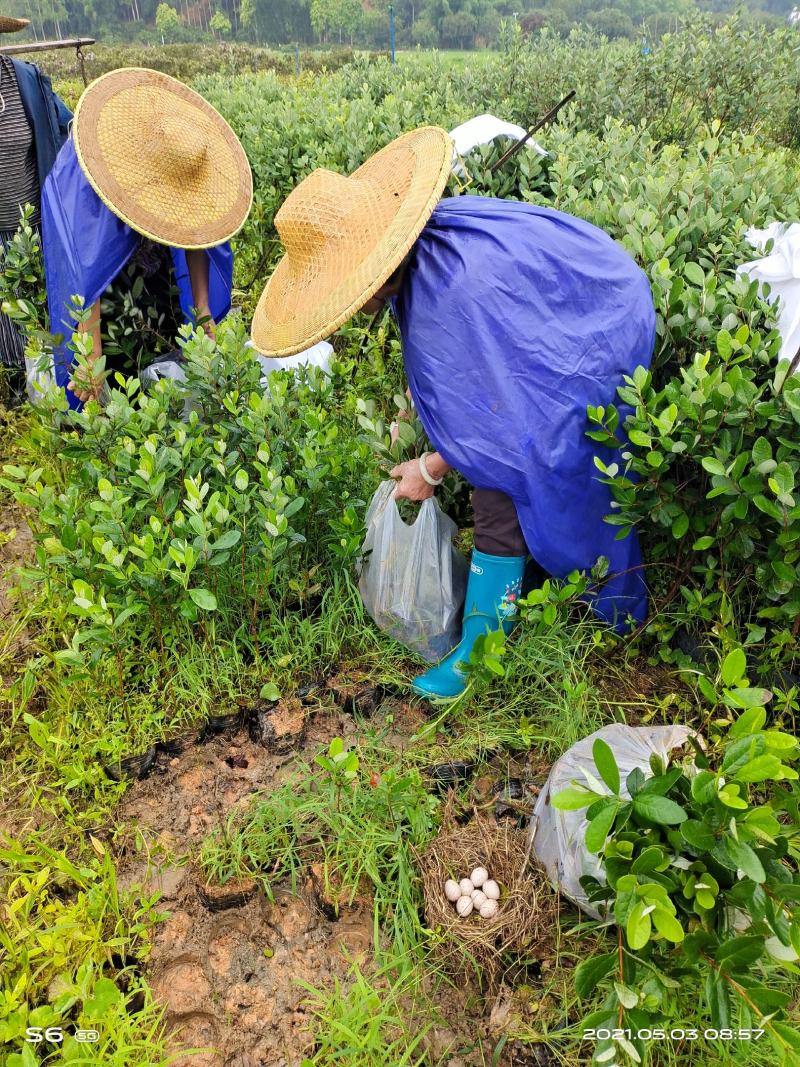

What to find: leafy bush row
left=0, top=318, right=385, bottom=690
left=196, top=49, right=800, bottom=665
left=36, top=41, right=371, bottom=84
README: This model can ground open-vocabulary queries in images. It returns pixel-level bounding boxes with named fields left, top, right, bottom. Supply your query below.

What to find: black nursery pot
left=105, top=745, right=158, bottom=782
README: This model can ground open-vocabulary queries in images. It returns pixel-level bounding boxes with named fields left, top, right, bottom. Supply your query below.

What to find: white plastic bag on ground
left=737, top=221, right=800, bottom=373
left=358, top=480, right=468, bottom=662
left=529, top=723, right=699, bottom=919
left=248, top=339, right=333, bottom=385
left=449, top=114, right=547, bottom=178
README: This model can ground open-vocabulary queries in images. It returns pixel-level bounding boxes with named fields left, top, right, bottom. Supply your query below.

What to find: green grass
left=297, top=954, right=437, bottom=1066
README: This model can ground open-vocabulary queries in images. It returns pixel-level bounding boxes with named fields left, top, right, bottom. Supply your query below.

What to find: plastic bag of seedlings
left=529, top=723, right=699, bottom=919
left=358, top=480, right=468, bottom=662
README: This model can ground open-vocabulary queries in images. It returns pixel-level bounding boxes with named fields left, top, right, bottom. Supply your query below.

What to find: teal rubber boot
left=411, top=549, right=527, bottom=700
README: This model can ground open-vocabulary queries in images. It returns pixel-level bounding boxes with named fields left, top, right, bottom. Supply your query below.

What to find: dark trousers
left=472, top=488, right=547, bottom=590
left=472, top=488, right=528, bottom=556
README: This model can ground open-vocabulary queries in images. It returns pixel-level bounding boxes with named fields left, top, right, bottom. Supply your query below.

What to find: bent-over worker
left=250, top=127, right=656, bottom=700
left=40, top=67, right=253, bottom=408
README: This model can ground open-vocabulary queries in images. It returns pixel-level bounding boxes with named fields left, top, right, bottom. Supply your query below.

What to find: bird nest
left=418, top=803, right=557, bottom=988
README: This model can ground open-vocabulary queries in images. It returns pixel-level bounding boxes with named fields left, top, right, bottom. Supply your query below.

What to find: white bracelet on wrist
left=419, top=451, right=444, bottom=486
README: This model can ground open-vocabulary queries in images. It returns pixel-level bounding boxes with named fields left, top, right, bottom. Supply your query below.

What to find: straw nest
left=418, top=802, right=557, bottom=987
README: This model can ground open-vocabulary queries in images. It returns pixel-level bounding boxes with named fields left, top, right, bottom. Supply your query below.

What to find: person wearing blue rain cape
left=250, top=127, right=656, bottom=701
left=40, top=67, right=253, bottom=410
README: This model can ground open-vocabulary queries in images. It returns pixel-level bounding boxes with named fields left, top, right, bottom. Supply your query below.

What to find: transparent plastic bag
left=358, top=480, right=468, bottom=662
left=529, top=723, right=700, bottom=919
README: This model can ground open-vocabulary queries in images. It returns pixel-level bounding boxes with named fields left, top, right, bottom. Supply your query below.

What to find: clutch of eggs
left=444, top=867, right=501, bottom=918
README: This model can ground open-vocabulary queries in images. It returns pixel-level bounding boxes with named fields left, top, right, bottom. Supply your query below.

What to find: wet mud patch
left=148, top=882, right=373, bottom=1066
left=114, top=698, right=563, bottom=1067
left=116, top=719, right=377, bottom=1066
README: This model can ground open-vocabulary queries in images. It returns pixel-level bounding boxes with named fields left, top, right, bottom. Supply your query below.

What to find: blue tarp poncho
left=41, top=138, right=234, bottom=410
left=394, top=196, right=655, bottom=627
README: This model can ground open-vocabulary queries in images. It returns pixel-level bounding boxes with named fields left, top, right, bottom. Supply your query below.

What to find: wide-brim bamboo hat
left=0, top=15, right=29, bottom=31
left=251, top=126, right=453, bottom=357
left=73, top=67, right=253, bottom=249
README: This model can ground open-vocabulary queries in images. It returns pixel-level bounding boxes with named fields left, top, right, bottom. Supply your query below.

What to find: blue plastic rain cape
left=41, top=138, right=234, bottom=410
left=394, top=195, right=656, bottom=627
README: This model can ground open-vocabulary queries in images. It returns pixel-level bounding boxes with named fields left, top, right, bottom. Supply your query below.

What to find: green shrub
left=554, top=654, right=800, bottom=1065
left=0, top=317, right=379, bottom=685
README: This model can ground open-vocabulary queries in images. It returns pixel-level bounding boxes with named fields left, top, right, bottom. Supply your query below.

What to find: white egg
left=471, top=890, right=487, bottom=908
left=483, top=880, right=500, bottom=900
left=459, top=878, right=474, bottom=897
left=479, top=899, right=498, bottom=919
left=470, top=867, right=488, bottom=888
left=456, top=895, right=474, bottom=917
left=444, top=879, right=461, bottom=902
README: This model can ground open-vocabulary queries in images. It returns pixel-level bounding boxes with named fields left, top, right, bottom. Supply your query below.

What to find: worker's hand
left=67, top=359, right=104, bottom=404
left=390, top=459, right=435, bottom=501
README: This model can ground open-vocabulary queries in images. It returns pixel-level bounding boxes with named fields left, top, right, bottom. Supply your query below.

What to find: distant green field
left=395, top=47, right=495, bottom=67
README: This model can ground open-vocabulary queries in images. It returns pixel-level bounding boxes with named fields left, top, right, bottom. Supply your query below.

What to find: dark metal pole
left=389, top=4, right=395, bottom=63
left=489, top=89, right=576, bottom=175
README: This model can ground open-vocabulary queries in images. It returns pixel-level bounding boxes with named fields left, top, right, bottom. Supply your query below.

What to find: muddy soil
left=115, top=696, right=552, bottom=1067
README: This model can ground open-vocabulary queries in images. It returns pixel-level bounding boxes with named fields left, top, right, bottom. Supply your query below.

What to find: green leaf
left=626, top=767, right=646, bottom=796
left=574, top=951, right=616, bottom=998
left=724, top=837, right=765, bottom=883
left=751, top=436, right=772, bottom=468
left=188, top=588, right=217, bottom=611
left=638, top=766, right=683, bottom=796
left=61, top=525, right=78, bottom=551
left=586, top=801, right=619, bottom=854
left=697, top=674, right=718, bottom=705
left=652, top=907, right=685, bottom=943
left=715, top=935, right=764, bottom=973
left=551, top=786, right=594, bottom=811
left=721, top=648, right=746, bottom=687
left=684, top=262, right=706, bottom=287
left=735, top=754, right=782, bottom=783
left=592, top=737, right=620, bottom=794
left=632, top=794, right=687, bottom=825
left=692, top=535, right=714, bottom=550
left=770, top=461, right=795, bottom=497
left=626, top=899, right=652, bottom=950
left=259, top=682, right=281, bottom=702
left=701, top=457, right=726, bottom=476
left=631, top=846, right=666, bottom=874
left=671, top=512, right=689, bottom=539
left=212, top=529, right=242, bottom=551
left=681, top=819, right=715, bottom=851
left=740, top=984, right=789, bottom=1016
left=705, top=971, right=731, bottom=1030
left=769, top=1021, right=800, bottom=1055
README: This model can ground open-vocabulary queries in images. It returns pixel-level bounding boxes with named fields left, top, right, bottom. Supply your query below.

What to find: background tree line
left=4, top=0, right=798, bottom=52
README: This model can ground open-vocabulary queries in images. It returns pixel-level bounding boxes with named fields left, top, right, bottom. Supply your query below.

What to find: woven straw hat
left=0, top=15, right=29, bottom=31
left=73, top=67, right=252, bottom=249
left=251, top=126, right=452, bottom=357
